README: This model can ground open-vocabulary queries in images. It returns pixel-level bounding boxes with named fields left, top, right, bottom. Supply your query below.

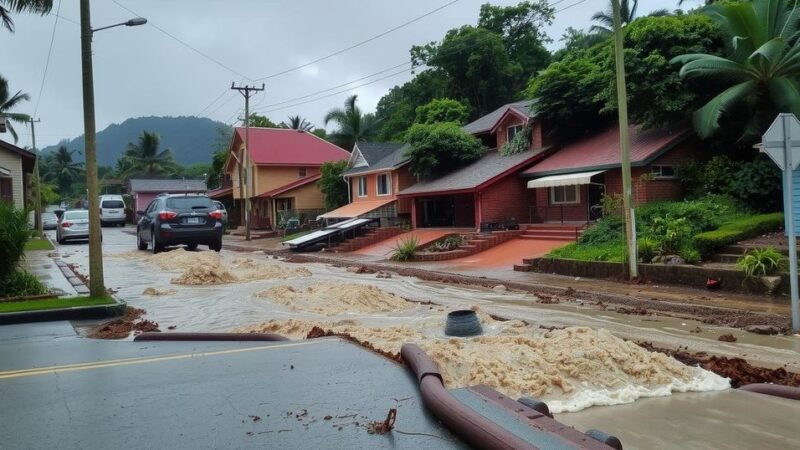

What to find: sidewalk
left=24, top=247, right=82, bottom=297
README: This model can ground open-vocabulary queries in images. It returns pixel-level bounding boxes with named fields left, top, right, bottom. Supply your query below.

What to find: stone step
left=519, top=235, right=575, bottom=241
left=513, top=263, right=532, bottom=272
left=711, top=253, right=743, bottom=264
left=522, top=229, right=577, bottom=237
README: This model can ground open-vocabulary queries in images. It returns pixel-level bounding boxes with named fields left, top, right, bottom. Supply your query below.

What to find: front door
left=587, top=184, right=605, bottom=222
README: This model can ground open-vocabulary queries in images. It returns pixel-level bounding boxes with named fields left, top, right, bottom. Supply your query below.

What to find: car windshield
left=102, top=200, right=124, bottom=208
left=166, top=197, right=213, bottom=210
left=64, top=210, right=88, bottom=220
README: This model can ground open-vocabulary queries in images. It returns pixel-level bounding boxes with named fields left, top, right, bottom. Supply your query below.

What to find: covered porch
left=526, top=170, right=606, bottom=224
left=409, top=193, right=476, bottom=229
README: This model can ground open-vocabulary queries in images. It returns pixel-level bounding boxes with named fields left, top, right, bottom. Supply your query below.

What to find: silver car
left=213, top=201, right=229, bottom=226
left=56, top=210, right=91, bottom=244
left=42, top=212, right=58, bottom=230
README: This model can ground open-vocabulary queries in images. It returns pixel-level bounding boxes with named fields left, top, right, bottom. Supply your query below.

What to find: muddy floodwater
left=53, top=229, right=800, bottom=448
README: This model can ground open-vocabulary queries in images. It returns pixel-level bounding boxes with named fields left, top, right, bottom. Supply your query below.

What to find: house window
left=651, top=165, right=676, bottom=179
left=507, top=124, right=524, bottom=142
left=357, top=176, right=368, bottom=197
left=298, top=167, right=307, bottom=177
left=550, top=185, right=579, bottom=205
left=0, top=178, right=13, bottom=204
left=376, top=173, right=391, bottom=196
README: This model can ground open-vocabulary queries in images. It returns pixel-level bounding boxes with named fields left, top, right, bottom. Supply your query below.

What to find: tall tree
left=120, top=131, right=179, bottom=177
left=41, top=146, right=83, bottom=196
left=672, top=0, right=800, bottom=141
left=247, top=113, right=279, bottom=128
left=1, top=0, right=52, bottom=32
left=317, top=160, right=349, bottom=209
left=0, top=74, right=30, bottom=143
left=414, top=98, right=470, bottom=125
left=591, top=0, right=670, bottom=35
left=324, top=95, right=379, bottom=151
left=281, top=114, right=314, bottom=131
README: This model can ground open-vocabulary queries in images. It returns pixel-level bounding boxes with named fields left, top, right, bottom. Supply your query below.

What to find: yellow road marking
left=0, top=340, right=319, bottom=380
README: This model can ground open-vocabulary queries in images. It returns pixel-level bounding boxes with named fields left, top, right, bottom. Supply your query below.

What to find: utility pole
left=28, top=118, right=43, bottom=237
left=231, top=82, right=265, bottom=241
left=611, top=0, right=638, bottom=279
left=80, top=0, right=105, bottom=297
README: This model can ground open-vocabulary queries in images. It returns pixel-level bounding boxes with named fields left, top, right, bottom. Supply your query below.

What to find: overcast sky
left=2, top=0, right=701, bottom=149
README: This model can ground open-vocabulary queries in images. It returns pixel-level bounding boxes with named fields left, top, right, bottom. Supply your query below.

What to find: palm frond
left=693, top=80, right=757, bottom=138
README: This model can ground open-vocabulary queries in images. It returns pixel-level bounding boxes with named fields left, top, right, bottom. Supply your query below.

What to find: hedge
left=694, top=213, right=784, bottom=256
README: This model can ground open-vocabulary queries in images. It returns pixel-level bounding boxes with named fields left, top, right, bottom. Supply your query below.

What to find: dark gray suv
left=136, top=194, right=224, bottom=253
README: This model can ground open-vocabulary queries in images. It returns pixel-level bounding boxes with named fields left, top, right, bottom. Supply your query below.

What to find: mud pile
left=254, top=283, right=413, bottom=315
left=237, top=317, right=728, bottom=412
left=171, top=265, right=236, bottom=285
left=142, top=287, right=176, bottom=296
left=230, top=257, right=312, bottom=281
left=88, top=307, right=160, bottom=339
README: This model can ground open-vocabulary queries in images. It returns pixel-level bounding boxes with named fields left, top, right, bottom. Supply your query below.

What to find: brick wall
left=479, top=174, right=533, bottom=224
left=396, top=166, right=416, bottom=214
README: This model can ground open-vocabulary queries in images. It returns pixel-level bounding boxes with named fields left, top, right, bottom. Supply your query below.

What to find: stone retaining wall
left=414, top=230, right=523, bottom=262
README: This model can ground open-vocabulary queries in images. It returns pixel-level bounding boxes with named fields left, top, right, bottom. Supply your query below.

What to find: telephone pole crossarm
left=230, top=83, right=265, bottom=241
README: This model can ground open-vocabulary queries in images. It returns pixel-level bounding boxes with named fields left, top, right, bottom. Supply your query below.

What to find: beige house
left=0, top=139, right=36, bottom=209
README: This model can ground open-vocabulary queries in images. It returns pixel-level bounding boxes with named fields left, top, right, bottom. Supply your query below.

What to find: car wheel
left=137, top=230, right=148, bottom=250
left=151, top=231, right=162, bottom=254
left=186, top=243, right=198, bottom=251
left=210, top=239, right=222, bottom=252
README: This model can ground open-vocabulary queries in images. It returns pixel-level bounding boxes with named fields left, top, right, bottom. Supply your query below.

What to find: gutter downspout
left=401, top=343, right=536, bottom=450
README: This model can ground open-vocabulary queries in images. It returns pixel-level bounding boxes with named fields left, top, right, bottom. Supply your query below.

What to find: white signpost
left=762, top=113, right=800, bottom=332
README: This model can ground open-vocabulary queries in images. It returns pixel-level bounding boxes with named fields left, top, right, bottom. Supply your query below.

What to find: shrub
left=0, top=203, right=31, bottom=277
left=694, top=213, right=784, bottom=256
left=427, top=235, right=466, bottom=252
left=678, top=246, right=701, bottom=265
left=0, top=270, right=48, bottom=298
left=404, top=122, right=485, bottom=177
left=579, top=217, right=624, bottom=245
left=390, top=237, right=419, bottom=262
left=737, top=247, right=787, bottom=278
left=637, top=237, right=659, bottom=262
left=499, top=125, right=530, bottom=156
left=547, top=241, right=626, bottom=262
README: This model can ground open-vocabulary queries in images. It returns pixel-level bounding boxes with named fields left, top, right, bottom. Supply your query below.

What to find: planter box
left=0, top=296, right=127, bottom=325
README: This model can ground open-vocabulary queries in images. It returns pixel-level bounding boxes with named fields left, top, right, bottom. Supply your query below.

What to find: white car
left=99, top=195, right=126, bottom=227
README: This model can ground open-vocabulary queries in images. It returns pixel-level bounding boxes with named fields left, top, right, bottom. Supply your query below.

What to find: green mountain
left=41, top=116, right=230, bottom=167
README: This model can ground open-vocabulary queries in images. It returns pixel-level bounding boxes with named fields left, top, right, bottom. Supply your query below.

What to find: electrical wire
left=33, top=0, right=61, bottom=118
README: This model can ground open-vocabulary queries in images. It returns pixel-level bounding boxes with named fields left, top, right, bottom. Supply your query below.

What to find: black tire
left=137, top=230, right=148, bottom=250
left=56, top=234, right=63, bottom=245
left=186, top=243, right=198, bottom=251
left=100, top=221, right=106, bottom=228
left=209, top=239, right=222, bottom=252
left=151, top=230, right=162, bottom=254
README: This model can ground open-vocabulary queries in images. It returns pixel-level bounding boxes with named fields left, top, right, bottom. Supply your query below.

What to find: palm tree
left=1, top=0, right=53, bottom=32
left=0, top=75, right=30, bottom=143
left=323, top=95, right=379, bottom=151
left=121, top=131, right=179, bottom=177
left=41, top=146, right=84, bottom=196
left=672, top=0, right=800, bottom=139
left=281, top=114, right=314, bottom=131
left=590, top=0, right=670, bottom=35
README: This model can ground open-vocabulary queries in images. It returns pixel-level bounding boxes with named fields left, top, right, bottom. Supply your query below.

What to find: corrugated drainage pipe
left=401, top=343, right=536, bottom=450
left=739, top=383, right=800, bottom=401
left=133, top=332, right=289, bottom=342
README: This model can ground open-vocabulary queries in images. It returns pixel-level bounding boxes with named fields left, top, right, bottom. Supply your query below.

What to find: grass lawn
left=25, top=238, right=54, bottom=251
left=281, top=230, right=313, bottom=242
left=0, top=296, right=115, bottom=313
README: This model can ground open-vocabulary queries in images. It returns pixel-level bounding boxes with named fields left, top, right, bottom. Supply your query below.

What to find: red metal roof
left=233, top=127, right=349, bottom=166
left=524, top=125, right=690, bottom=176
left=257, top=174, right=321, bottom=198
left=208, top=186, right=233, bottom=199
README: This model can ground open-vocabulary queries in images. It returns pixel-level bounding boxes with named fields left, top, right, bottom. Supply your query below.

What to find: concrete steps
left=711, top=253, right=742, bottom=264
left=413, top=230, right=523, bottom=262
left=331, top=227, right=403, bottom=253
left=518, top=224, right=583, bottom=242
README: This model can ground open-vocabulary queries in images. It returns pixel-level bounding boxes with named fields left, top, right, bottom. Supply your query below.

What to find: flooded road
left=49, top=227, right=800, bottom=448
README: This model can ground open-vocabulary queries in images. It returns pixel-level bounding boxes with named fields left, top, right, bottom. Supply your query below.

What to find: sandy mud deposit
left=254, top=283, right=414, bottom=315
left=237, top=313, right=729, bottom=413
left=108, top=249, right=311, bottom=285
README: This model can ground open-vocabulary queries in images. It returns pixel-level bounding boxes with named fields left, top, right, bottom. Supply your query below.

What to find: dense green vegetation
left=0, top=203, right=47, bottom=297
left=324, top=95, right=379, bottom=151
left=0, top=296, right=115, bottom=313
left=404, top=122, right=484, bottom=177
left=317, top=160, right=349, bottom=209
left=547, top=196, right=783, bottom=264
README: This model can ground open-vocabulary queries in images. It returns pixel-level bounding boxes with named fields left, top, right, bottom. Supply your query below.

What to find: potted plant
left=736, top=247, right=788, bottom=294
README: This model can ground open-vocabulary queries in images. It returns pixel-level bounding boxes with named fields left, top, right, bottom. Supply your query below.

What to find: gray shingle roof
left=398, top=148, right=545, bottom=196
left=343, top=143, right=410, bottom=177
left=355, top=142, right=403, bottom=165
left=128, top=178, right=207, bottom=193
left=461, top=100, right=536, bottom=135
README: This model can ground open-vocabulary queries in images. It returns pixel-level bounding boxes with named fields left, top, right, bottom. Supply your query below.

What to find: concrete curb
left=0, top=295, right=127, bottom=325
left=54, top=259, right=90, bottom=295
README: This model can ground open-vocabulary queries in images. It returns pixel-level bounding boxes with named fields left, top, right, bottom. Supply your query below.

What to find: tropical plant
left=119, top=131, right=179, bottom=177
left=281, top=115, right=314, bottom=131
left=317, top=160, right=348, bottom=210
left=414, top=98, right=470, bottom=125
left=40, top=146, right=83, bottom=196
left=324, top=95, right=379, bottom=151
left=1, top=0, right=52, bottom=32
left=672, top=0, right=800, bottom=140
left=0, top=74, right=30, bottom=142
left=404, top=122, right=485, bottom=177
left=590, top=0, right=670, bottom=35
left=737, top=247, right=788, bottom=278
left=0, top=202, right=30, bottom=277
left=390, top=236, right=419, bottom=262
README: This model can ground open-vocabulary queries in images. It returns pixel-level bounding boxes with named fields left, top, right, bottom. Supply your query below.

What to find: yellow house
left=216, top=127, right=349, bottom=229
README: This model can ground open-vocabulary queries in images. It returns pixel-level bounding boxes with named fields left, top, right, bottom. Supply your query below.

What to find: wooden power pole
left=230, top=83, right=264, bottom=241
left=611, top=0, right=638, bottom=279
left=29, top=118, right=43, bottom=236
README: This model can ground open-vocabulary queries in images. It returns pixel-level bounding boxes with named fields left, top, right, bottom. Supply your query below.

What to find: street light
left=79, top=0, right=146, bottom=297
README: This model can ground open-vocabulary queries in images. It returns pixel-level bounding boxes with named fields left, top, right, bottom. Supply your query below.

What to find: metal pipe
left=401, top=343, right=536, bottom=450
left=133, top=332, right=289, bottom=342
left=739, top=383, right=800, bottom=400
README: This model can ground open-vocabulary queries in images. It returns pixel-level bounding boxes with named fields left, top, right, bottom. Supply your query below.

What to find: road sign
left=762, top=113, right=800, bottom=333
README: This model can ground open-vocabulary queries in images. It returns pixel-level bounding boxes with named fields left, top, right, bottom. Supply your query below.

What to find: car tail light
left=208, top=210, right=223, bottom=220
left=158, top=211, right=178, bottom=220
left=61, top=221, right=72, bottom=228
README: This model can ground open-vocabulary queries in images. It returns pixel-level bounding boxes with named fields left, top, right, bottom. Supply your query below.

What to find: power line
left=33, top=0, right=61, bottom=118
left=556, top=0, right=592, bottom=13
left=111, top=0, right=252, bottom=80
left=54, top=12, right=78, bottom=26
left=251, top=0, right=460, bottom=81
